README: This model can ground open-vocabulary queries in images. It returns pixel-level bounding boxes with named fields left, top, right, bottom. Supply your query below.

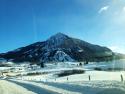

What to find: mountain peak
left=50, top=32, right=68, bottom=39
left=46, top=33, right=69, bottom=48
left=48, top=32, right=69, bottom=41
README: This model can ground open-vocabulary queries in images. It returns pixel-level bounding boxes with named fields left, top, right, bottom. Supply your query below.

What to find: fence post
left=88, top=75, right=91, bottom=81
left=67, top=77, right=68, bottom=81
left=121, top=74, right=123, bottom=82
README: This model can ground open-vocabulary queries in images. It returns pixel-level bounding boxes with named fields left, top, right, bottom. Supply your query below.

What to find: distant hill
left=0, top=33, right=124, bottom=63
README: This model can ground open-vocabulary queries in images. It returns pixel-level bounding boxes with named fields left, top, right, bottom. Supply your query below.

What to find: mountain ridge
left=0, top=33, right=123, bottom=63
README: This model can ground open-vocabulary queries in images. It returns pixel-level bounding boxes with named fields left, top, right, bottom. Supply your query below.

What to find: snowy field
left=17, top=70, right=125, bottom=82
left=1, top=74, right=125, bottom=94
left=10, top=79, right=125, bottom=94
left=0, top=70, right=124, bottom=94
left=0, top=60, right=125, bottom=94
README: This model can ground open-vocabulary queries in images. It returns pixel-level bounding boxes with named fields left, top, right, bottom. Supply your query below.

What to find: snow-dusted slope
left=54, top=50, right=74, bottom=62
left=0, top=33, right=114, bottom=63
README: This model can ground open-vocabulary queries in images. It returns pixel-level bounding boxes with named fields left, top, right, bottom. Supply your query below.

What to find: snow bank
left=0, top=80, right=36, bottom=94
left=11, top=79, right=81, bottom=94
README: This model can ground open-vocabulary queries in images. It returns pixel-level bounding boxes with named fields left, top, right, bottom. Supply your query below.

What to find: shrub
left=26, top=72, right=41, bottom=76
left=94, top=67, right=102, bottom=71
left=57, top=69, right=85, bottom=77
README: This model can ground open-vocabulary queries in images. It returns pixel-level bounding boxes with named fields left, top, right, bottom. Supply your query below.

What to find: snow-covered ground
left=9, top=70, right=125, bottom=94
left=85, top=59, right=125, bottom=70
left=0, top=80, right=36, bottom=94
left=7, top=76, right=125, bottom=94
left=17, top=70, right=125, bottom=82
left=0, top=67, right=12, bottom=71
left=9, top=79, right=80, bottom=94
left=0, top=60, right=125, bottom=94
left=42, top=80, right=125, bottom=94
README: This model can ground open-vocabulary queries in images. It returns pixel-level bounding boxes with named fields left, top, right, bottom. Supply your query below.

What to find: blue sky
left=0, top=0, right=125, bottom=53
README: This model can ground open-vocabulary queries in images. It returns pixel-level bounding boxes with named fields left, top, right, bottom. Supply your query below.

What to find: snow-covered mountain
left=0, top=33, right=115, bottom=63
